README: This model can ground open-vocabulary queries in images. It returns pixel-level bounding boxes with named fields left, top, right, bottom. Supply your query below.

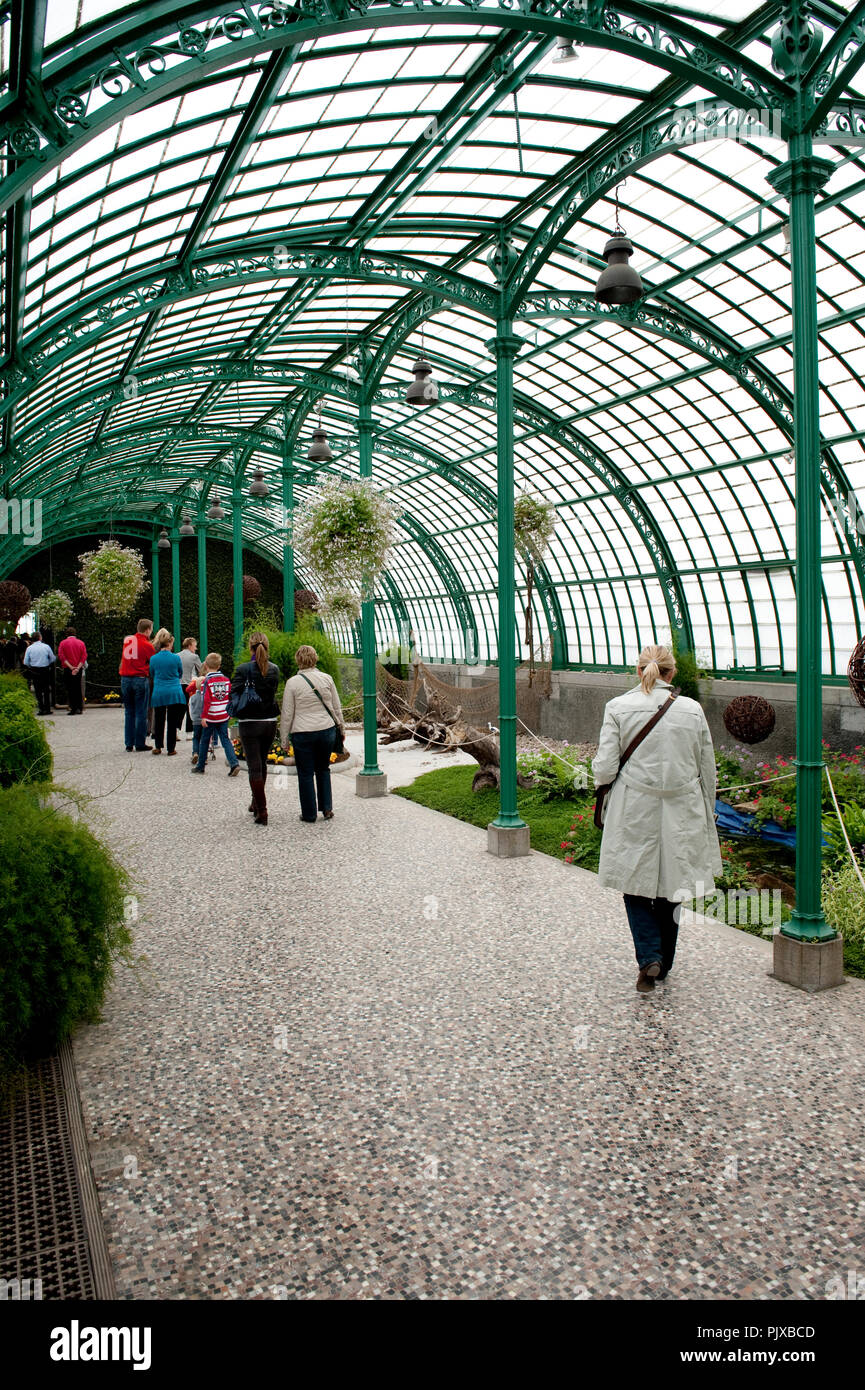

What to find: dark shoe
left=136, top=745, right=153, bottom=752
left=191, top=754, right=198, bottom=766
left=323, top=811, right=334, bottom=820
left=636, top=968, right=657, bottom=995
left=67, top=711, right=76, bottom=716
left=299, top=815, right=317, bottom=823
left=644, top=960, right=662, bottom=979
left=254, top=813, right=268, bottom=825
left=250, top=777, right=267, bottom=822
left=152, top=748, right=162, bottom=755
left=191, top=767, right=204, bottom=775
left=126, top=746, right=134, bottom=752
left=167, top=750, right=177, bottom=756
left=228, top=765, right=240, bottom=777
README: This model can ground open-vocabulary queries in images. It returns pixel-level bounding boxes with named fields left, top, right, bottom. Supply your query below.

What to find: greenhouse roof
left=2, top=0, right=865, bottom=674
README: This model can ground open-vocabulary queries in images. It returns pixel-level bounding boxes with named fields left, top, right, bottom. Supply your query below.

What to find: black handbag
left=299, top=673, right=347, bottom=757
left=229, top=675, right=262, bottom=719
left=593, top=690, right=679, bottom=829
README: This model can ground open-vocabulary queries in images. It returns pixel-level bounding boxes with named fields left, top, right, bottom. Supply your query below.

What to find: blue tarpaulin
left=715, top=798, right=798, bottom=849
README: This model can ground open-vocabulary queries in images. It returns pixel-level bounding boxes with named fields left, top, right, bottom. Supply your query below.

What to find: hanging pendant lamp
left=594, top=180, right=643, bottom=307
left=406, top=356, right=439, bottom=406
left=249, top=469, right=269, bottom=498
left=206, top=493, right=225, bottom=521
left=553, top=37, right=577, bottom=64
left=157, top=528, right=171, bottom=550
left=307, top=402, right=333, bottom=462
left=178, top=511, right=195, bottom=536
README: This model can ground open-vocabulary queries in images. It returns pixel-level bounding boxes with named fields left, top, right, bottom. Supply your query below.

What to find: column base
left=355, top=772, right=388, bottom=798
left=773, top=932, right=844, bottom=992
left=487, top=823, right=531, bottom=857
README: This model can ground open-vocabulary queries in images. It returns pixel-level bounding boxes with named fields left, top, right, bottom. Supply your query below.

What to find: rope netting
left=377, top=641, right=552, bottom=725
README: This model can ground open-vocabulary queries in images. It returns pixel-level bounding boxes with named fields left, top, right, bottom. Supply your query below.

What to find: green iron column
left=768, top=139, right=835, bottom=943
left=488, top=322, right=529, bottom=856
left=170, top=521, right=181, bottom=641
left=356, top=394, right=386, bottom=796
left=282, top=466, right=295, bottom=632
left=232, top=484, right=244, bottom=658
left=197, top=513, right=208, bottom=654
left=151, top=536, right=160, bottom=631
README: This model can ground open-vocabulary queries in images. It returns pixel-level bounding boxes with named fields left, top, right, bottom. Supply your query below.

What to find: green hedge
left=0, top=785, right=132, bottom=1059
left=0, top=675, right=53, bottom=788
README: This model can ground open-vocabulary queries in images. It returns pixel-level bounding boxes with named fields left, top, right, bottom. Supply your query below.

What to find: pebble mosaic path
left=51, top=709, right=865, bottom=1300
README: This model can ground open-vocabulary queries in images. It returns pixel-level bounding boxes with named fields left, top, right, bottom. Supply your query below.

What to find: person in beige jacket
left=592, top=643, right=722, bottom=995
left=281, top=644, right=345, bottom=823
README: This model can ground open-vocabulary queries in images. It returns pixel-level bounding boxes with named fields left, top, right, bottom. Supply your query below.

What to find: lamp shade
left=206, top=494, right=225, bottom=520
left=157, top=528, right=171, bottom=549
left=178, top=512, right=195, bottom=536
left=307, top=426, right=333, bottom=462
left=594, top=233, right=643, bottom=306
left=249, top=469, right=269, bottom=498
left=406, top=356, right=438, bottom=407
left=553, top=38, right=577, bottom=63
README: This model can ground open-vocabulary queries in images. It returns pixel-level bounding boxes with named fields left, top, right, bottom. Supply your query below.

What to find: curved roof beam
left=0, top=3, right=793, bottom=218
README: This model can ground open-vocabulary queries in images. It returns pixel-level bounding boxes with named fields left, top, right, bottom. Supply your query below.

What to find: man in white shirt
left=23, top=631, right=56, bottom=715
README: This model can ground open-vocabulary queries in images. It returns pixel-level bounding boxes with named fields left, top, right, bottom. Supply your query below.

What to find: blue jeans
left=292, top=727, right=336, bottom=820
left=121, top=675, right=149, bottom=749
left=194, top=721, right=239, bottom=770
left=623, top=895, right=679, bottom=977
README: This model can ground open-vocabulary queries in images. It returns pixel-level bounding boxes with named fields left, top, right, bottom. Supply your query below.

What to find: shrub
left=822, top=802, right=865, bottom=872
left=516, top=747, right=592, bottom=802
left=670, top=632, right=707, bottom=703
left=0, top=678, right=53, bottom=788
left=0, top=785, right=133, bottom=1059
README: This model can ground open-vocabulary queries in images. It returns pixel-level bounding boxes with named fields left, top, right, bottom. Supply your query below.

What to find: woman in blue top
left=148, top=632, right=186, bottom=756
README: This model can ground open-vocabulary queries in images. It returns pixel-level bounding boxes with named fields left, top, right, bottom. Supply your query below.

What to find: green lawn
left=392, top=764, right=600, bottom=867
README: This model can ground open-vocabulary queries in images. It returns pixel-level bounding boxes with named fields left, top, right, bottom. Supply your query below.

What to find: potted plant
left=77, top=540, right=149, bottom=618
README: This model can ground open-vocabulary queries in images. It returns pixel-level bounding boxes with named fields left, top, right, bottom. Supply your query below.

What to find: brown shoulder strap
left=618, top=689, right=679, bottom=772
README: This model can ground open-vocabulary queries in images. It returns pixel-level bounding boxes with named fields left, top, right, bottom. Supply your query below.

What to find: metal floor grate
left=0, top=1051, right=102, bottom=1299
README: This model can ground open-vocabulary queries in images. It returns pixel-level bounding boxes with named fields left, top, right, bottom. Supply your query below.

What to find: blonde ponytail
left=637, top=643, right=675, bottom=694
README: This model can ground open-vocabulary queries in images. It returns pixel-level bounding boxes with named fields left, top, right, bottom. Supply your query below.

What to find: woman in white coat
left=592, top=644, right=722, bottom=994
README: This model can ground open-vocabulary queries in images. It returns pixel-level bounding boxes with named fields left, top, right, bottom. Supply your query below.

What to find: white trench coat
left=591, top=680, right=722, bottom=900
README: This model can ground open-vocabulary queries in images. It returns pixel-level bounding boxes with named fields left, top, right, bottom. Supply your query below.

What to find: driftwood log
left=378, top=673, right=534, bottom=792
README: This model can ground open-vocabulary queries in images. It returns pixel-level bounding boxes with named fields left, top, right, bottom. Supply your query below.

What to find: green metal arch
left=0, top=2, right=792, bottom=218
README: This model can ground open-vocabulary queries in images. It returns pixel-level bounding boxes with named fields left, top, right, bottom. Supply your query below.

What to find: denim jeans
left=195, top=721, right=239, bottom=770
left=623, top=895, right=679, bottom=977
left=292, top=726, right=336, bottom=820
left=121, top=675, right=149, bottom=749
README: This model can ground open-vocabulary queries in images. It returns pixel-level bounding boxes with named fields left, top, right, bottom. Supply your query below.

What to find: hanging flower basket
left=723, top=695, right=776, bottom=745
left=34, top=588, right=74, bottom=632
left=848, top=636, right=865, bottom=708
left=77, top=540, right=149, bottom=618
left=0, top=579, right=31, bottom=626
left=514, top=493, right=556, bottom=562
left=320, top=588, right=361, bottom=624
left=294, top=478, right=398, bottom=592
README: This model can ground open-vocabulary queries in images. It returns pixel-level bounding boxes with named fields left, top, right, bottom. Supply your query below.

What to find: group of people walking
left=119, top=619, right=345, bottom=826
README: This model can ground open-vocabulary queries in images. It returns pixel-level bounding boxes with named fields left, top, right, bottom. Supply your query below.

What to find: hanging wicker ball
left=230, top=574, right=262, bottom=604
left=723, top=695, right=776, bottom=744
left=0, top=579, right=31, bottom=625
left=848, top=636, right=865, bottom=708
left=294, top=588, right=319, bottom=616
